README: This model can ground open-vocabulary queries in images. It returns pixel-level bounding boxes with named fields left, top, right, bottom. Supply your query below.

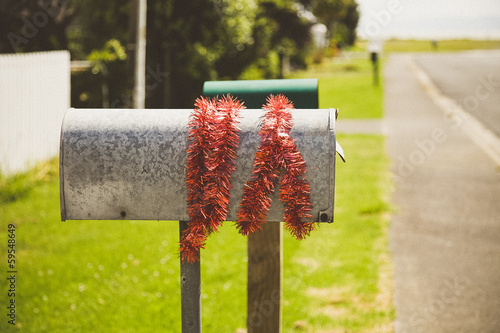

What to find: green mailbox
left=203, top=78, right=319, bottom=109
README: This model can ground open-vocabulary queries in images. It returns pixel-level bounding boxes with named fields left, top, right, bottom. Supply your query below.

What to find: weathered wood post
left=179, top=221, right=202, bottom=332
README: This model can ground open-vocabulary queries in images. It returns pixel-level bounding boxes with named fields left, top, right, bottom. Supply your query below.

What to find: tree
left=144, top=0, right=312, bottom=107
left=69, top=0, right=261, bottom=108
left=144, top=0, right=261, bottom=108
left=336, top=0, right=359, bottom=46
left=0, top=1, right=74, bottom=53
left=228, top=0, right=313, bottom=80
left=311, top=0, right=359, bottom=47
left=70, top=0, right=130, bottom=58
left=2, top=0, right=316, bottom=108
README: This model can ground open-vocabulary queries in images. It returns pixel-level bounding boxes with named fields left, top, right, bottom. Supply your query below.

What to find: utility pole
left=133, top=0, right=147, bottom=109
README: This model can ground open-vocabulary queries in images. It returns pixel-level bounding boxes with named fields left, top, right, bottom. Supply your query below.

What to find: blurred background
left=1, top=0, right=360, bottom=109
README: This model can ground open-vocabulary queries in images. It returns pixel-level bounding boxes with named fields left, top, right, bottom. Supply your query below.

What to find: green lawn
left=0, top=134, right=393, bottom=332
left=289, top=56, right=384, bottom=119
left=1, top=56, right=393, bottom=332
left=381, top=39, right=500, bottom=53
left=283, top=134, right=394, bottom=331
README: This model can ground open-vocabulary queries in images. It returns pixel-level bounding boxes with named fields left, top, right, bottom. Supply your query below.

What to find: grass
left=1, top=55, right=393, bottom=332
left=355, top=38, right=500, bottom=53
left=0, top=159, right=58, bottom=204
left=381, top=39, right=500, bottom=53
left=0, top=135, right=393, bottom=332
left=283, top=134, right=394, bottom=332
left=289, top=56, right=384, bottom=119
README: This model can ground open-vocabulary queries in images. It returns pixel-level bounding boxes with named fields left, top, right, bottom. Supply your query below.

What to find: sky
left=355, top=0, right=500, bottom=40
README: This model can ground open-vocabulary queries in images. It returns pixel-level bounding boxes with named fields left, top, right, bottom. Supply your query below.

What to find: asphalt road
left=385, top=52, right=500, bottom=333
left=414, top=50, right=500, bottom=137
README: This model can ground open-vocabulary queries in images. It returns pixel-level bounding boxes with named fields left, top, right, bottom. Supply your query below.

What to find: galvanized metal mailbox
left=59, top=108, right=337, bottom=223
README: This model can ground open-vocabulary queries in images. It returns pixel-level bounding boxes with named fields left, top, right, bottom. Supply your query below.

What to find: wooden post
left=247, top=223, right=282, bottom=333
left=179, top=221, right=202, bottom=333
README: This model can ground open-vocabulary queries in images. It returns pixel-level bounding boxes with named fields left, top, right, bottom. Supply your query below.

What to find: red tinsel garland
left=180, top=95, right=243, bottom=263
left=236, top=94, right=314, bottom=239
left=181, top=94, right=315, bottom=263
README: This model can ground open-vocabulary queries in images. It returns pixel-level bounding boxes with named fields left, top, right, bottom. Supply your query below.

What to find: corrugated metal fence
left=0, top=50, right=70, bottom=175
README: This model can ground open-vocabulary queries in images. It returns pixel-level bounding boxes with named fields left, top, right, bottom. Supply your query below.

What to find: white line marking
left=407, top=56, right=500, bottom=166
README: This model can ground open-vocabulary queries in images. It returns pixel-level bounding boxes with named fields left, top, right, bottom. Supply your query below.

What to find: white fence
left=0, top=50, right=70, bottom=175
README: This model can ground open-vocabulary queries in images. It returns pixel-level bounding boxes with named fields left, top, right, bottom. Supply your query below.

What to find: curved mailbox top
left=60, top=108, right=336, bottom=222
